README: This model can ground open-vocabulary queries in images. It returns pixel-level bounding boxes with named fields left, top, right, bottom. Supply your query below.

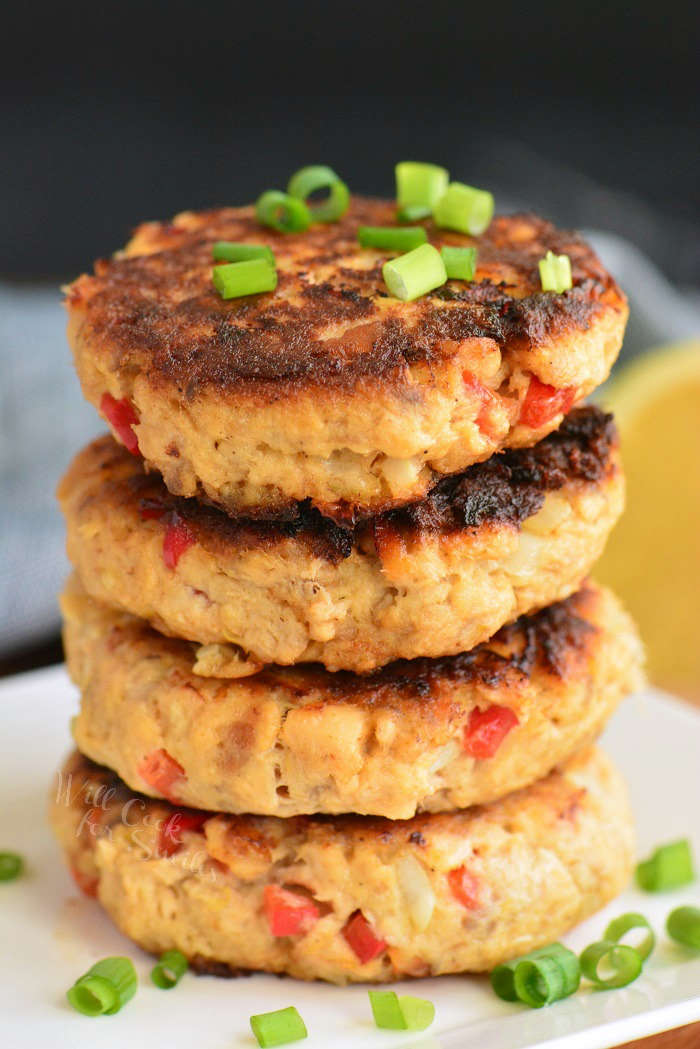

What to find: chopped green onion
left=433, top=182, right=494, bottom=236
left=397, top=203, right=432, bottom=223
left=151, top=949, right=188, bottom=989
left=287, top=165, right=350, bottom=222
left=67, top=976, right=119, bottom=1017
left=67, top=957, right=137, bottom=1016
left=397, top=995, right=435, bottom=1031
left=667, top=906, right=700, bottom=950
left=250, top=1006, right=307, bottom=1047
left=368, top=990, right=405, bottom=1029
left=441, top=246, right=478, bottom=281
left=580, top=941, right=642, bottom=989
left=255, top=190, right=311, bottom=233
left=357, top=225, right=428, bottom=252
left=212, top=241, right=275, bottom=265
left=368, top=990, right=435, bottom=1031
left=395, top=162, right=449, bottom=211
left=491, top=943, right=580, bottom=1007
left=382, top=243, right=446, bottom=302
left=538, top=250, right=573, bottom=293
left=212, top=259, right=277, bottom=300
left=604, top=913, right=655, bottom=961
left=0, top=851, right=23, bottom=881
left=636, top=840, right=695, bottom=892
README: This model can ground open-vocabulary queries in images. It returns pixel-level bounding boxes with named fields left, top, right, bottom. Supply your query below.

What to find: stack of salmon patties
left=52, top=198, right=645, bottom=983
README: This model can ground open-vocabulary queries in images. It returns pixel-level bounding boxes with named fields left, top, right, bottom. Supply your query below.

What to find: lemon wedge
left=595, top=340, right=700, bottom=701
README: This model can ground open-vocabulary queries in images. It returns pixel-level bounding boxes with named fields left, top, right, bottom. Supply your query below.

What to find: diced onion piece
left=636, top=839, right=695, bottom=892
left=503, top=531, right=545, bottom=578
left=522, top=494, right=572, bottom=536
left=250, top=1006, right=308, bottom=1047
left=67, top=957, right=138, bottom=1016
left=434, top=182, right=494, bottom=236
left=212, top=259, right=277, bottom=299
left=395, top=161, right=449, bottom=210
left=397, top=854, right=436, bottom=931
left=441, top=245, right=477, bottom=281
left=151, top=949, right=188, bottom=989
left=263, top=885, right=320, bottom=937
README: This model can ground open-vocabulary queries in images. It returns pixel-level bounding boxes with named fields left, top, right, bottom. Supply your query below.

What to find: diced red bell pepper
left=464, top=705, right=519, bottom=759
left=162, top=514, right=195, bottom=570
left=158, top=810, right=209, bottom=857
left=139, top=498, right=167, bottom=521
left=263, top=885, right=320, bottom=937
left=137, top=749, right=185, bottom=803
left=100, top=393, right=141, bottom=455
left=70, top=865, right=98, bottom=898
left=520, top=376, right=577, bottom=430
left=342, top=910, right=387, bottom=964
left=448, top=865, right=481, bottom=910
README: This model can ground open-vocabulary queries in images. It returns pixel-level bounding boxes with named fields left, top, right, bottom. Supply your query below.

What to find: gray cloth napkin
left=1, top=237, right=699, bottom=654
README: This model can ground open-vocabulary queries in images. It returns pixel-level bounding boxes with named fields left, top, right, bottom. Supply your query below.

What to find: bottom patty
left=51, top=747, right=633, bottom=984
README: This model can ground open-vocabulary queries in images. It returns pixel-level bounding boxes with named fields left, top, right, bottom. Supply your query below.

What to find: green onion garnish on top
left=667, top=906, right=700, bottom=950
left=382, top=243, right=447, bottom=302
left=0, top=851, right=24, bottom=882
left=255, top=190, right=311, bottom=233
left=66, top=957, right=137, bottom=1016
left=580, top=941, right=642, bottom=990
left=636, top=839, right=695, bottom=892
left=395, top=161, right=449, bottom=213
left=287, top=165, right=350, bottom=223
left=250, top=1006, right=308, bottom=1047
left=151, top=949, right=188, bottom=989
left=212, top=258, right=277, bottom=300
left=368, top=990, right=435, bottom=1031
left=357, top=225, right=428, bottom=252
left=538, top=250, right=573, bottom=293
left=212, top=241, right=275, bottom=265
left=396, top=203, right=432, bottom=223
left=433, top=181, right=494, bottom=236
left=441, top=245, right=478, bottom=281
left=490, top=943, right=580, bottom=1008
left=604, top=913, right=656, bottom=961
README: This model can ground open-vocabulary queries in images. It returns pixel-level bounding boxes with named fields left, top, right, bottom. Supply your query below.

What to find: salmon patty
left=65, top=200, right=627, bottom=521
left=58, top=406, right=624, bottom=672
left=63, top=578, right=643, bottom=819
left=51, top=746, right=633, bottom=984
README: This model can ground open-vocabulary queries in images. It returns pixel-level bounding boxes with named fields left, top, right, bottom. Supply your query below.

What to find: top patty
left=66, top=198, right=627, bottom=519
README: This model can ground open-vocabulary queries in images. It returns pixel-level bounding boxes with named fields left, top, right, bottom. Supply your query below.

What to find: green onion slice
left=67, top=957, right=137, bottom=1016
left=212, top=241, right=275, bottom=265
left=369, top=990, right=405, bottom=1029
left=382, top=243, right=446, bottom=302
left=255, top=190, right=311, bottom=233
left=491, top=943, right=580, bottom=1006
left=368, top=990, right=435, bottom=1031
left=667, top=906, right=700, bottom=950
left=357, top=225, right=428, bottom=252
left=287, top=165, right=350, bottom=223
left=441, top=245, right=478, bottom=281
left=636, top=840, right=695, bottom=892
left=212, top=259, right=277, bottom=300
left=395, top=161, right=449, bottom=211
left=151, top=949, right=188, bottom=989
left=580, top=941, right=642, bottom=989
left=538, top=250, right=573, bottom=293
left=250, top=1006, right=308, bottom=1047
left=397, top=203, right=432, bottom=223
left=0, top=851, right=23, bottom=882
left=67, top=975, right=119, bottom=1017
left=604, top=913, right=655, bottom=961
left=433, top=182, right=494, bottom=236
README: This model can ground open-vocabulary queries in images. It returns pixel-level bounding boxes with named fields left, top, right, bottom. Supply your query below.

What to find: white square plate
left=1, top=667, right=699, bottom=1049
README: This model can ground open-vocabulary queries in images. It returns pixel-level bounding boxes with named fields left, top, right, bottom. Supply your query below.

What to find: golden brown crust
left=58, top=408, right=625, bottom=670
left=63, top=578, right=645, bottom=818
left=66, top=200, right=627, bottom=518
left=50, top=746, right=635, bottom=983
